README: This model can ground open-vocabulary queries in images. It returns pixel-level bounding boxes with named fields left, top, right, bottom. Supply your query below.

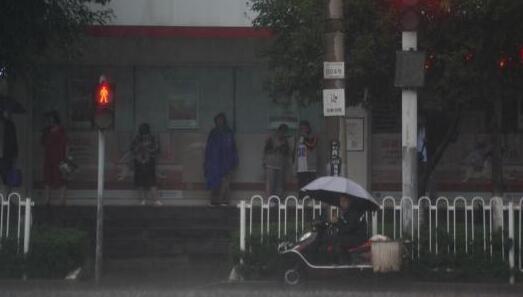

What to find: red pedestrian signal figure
left=93, top=75, right=114, bottom=129
left=98, top=83, right=110, bottom=105
left=464, top=50, right=474, bottom=64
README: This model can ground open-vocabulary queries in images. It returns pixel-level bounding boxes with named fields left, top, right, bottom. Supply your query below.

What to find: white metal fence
left=0, top=193, right=33, bottom=255
left=238, top=195, right=522, bottom=273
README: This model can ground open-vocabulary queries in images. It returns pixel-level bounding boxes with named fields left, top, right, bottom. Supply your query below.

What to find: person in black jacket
left=0, top=111, right=18, bottom=189
left=331, top=194, right=367, bottom=262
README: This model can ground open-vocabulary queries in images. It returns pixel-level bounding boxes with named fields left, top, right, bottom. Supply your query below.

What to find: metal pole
left=401, top=31, right=418, bottom=235
left=372, top=211, right=378, bottom=236
left=239, top=200, right=246, bottom=252
left=508, top=202, right=515, bottom=285
left=95, top=129, right=105, bottom=284
left=23, top=198, right=31, bottom=255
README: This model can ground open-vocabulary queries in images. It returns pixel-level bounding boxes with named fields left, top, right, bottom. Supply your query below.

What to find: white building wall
left=94, top=0, right=255, bottom=27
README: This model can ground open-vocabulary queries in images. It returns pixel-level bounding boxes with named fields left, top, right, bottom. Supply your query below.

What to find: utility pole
left=401, top=31, right=418, bottom=233
left=394, top=1, right=425, bottom=233
left=324, top=0, right=347, bottom=177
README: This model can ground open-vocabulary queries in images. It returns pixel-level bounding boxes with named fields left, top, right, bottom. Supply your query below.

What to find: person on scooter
left=330, top=194, right=367, bottom=263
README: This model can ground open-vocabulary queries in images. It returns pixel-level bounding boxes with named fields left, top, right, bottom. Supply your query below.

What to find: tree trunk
left=418, top=104, right=463, bottom=198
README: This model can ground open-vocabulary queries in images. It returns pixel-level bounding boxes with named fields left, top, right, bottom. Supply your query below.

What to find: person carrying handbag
left=42, top=111, right=67, bottom=206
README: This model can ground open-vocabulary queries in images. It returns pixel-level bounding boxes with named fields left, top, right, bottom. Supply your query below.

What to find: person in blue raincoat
left=204, top=113, right=239, bottom=206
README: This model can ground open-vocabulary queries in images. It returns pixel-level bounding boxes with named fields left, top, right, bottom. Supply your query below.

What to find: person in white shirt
left=294, top=121, right=318, bottom=196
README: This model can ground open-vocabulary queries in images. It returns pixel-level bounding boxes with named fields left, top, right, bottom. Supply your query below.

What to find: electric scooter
left=278, top=217, right=373, bottom=285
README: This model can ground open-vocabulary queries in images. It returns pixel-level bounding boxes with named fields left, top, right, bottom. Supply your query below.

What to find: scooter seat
left=347, top=240, right=371, bottom=254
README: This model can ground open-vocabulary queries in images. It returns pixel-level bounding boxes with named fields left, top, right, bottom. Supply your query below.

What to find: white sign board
left=323, top=62, right=345, bottom=79
left=323, top=89, right=345, bottom=117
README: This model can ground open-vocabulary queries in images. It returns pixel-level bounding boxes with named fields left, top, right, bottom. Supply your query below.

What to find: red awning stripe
left=86, top=25, right=273, bottom=39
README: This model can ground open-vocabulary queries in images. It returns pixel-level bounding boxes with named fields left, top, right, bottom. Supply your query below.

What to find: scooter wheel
left=283, top=268, right=301, bottom=286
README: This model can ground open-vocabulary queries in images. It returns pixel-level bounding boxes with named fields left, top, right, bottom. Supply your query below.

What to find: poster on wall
left=166, top=80, right=199, bottom=129
left=347, top=118, right=364, bottom=151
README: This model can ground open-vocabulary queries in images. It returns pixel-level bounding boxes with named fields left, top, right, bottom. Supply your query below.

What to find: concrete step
left=33, top=205, right=239, bottom=258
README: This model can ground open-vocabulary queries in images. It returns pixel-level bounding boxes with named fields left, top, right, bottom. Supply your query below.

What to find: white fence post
left=239, top=194, right=522, bottom=275
left=372, top=212, right=378, bottom=236
left=23, top=198, right=32, bottom=255
left=239, top=200, right=246, bottom=252
left=508, top=201, right=515, bottom=284
left=0, top=193, right=5, bottom=241
left=519, top=198, right=522, bottom=272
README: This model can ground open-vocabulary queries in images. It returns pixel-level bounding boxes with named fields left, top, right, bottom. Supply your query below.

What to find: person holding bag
left=131, top=123, right=162, bottom=206
left=42, top=111, right=67, bottom=206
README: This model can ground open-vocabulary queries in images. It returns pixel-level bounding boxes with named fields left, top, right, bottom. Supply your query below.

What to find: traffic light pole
left=401, top=31, right=418, bottom=233
left=95, top=129, right=105, bottom=284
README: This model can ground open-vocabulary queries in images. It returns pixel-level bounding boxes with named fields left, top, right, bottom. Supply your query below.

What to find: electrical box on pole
left=394, top=51, right=426, bottom=88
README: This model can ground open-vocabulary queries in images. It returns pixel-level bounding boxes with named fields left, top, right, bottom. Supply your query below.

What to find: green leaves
left=251, top=0, right=522, bottom=107
left=250, top=0, right=325, bottom=105
left=250, top=0, right=398, bottom=106
left=0, top=0, right=112, bottom=77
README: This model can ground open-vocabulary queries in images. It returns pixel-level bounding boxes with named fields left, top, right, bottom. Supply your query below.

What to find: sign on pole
left=323, top=88, right=345, bottom=117
left=323, top=62, right=345, bottom=79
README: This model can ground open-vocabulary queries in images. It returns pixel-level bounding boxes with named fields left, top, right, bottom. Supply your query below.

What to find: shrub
left=26, top=226, right=88, bottom=278
left=0, top=227, right=88, bottom=279
left=404, top=229, right=512, bottom=282
left=0, top=239, right=25, bottom=279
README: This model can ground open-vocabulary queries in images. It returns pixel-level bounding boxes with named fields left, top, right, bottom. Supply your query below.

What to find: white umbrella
left=301, top=176, right=379, bottom=210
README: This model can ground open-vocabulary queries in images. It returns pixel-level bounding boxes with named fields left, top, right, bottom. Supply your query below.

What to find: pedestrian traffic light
left=464, top=50, right=474, bottom=64
left=385, top=0, right=420, bottom=30
left=425, top=52, right=435, bottom=71
left=497, top=54, right=510, bottom=71
left=93, top=75, right=114, bottom=130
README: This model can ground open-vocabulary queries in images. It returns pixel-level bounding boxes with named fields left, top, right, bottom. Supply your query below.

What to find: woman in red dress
left=42, top=111, right=67, bottom=205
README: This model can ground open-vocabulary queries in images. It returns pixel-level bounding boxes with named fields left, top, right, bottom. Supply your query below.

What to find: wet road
left=0, top=257, right=520, bottom=297
left=0, top=278, right=521, bottom=297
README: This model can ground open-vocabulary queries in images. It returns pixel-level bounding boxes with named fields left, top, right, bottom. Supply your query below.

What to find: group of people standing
left=40, top=110, right=319, bottom=206
left=263, top=120, right=318, bottom=199
left=129, top=112, right=240, bottom=207
left=133, top=112, right=318, bottom=207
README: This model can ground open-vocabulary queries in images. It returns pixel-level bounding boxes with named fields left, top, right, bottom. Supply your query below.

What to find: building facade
left=9, top=0, right=523, bottom=205
left=25, top=0, right=325, bottom=205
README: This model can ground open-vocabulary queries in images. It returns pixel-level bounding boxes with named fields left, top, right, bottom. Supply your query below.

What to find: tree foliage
left=250, top=0, right=522, bottom=106
left=0, top=0, right=113, bottom=77
left=250, top=0, right=399, bottom=106
left=250, top=0, right=523, bottom=194
left=420, top=0, right=523, bottom=105
left=250, top=0, right=325, bottom=105
left=418, top=0, right=523, bottom=194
